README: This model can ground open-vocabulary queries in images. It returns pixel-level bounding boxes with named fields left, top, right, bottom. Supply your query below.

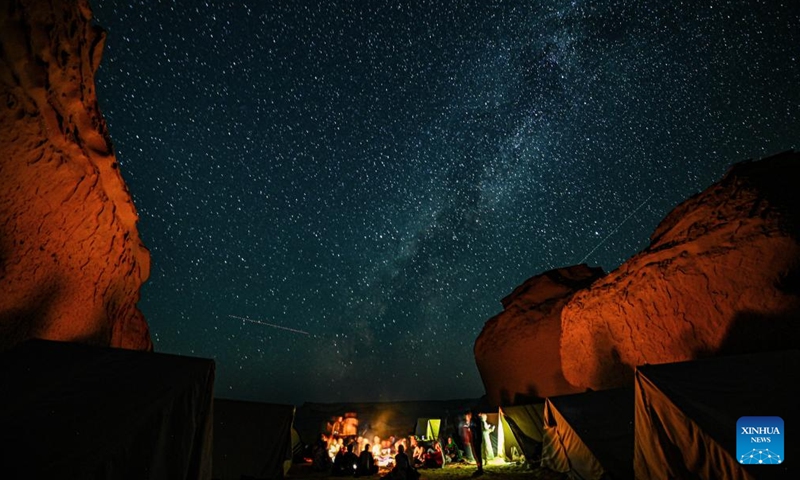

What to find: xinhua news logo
left=737, top=416, right=784, bottom=465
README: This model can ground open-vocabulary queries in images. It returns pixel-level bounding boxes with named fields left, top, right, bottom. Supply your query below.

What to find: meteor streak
left=578, top=193, right=654, bottom=265
left=228, top=315, right=310, bottom=335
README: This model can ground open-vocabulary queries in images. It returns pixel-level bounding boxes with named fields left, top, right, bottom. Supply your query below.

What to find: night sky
left=91, top=1, right=800, bottom=405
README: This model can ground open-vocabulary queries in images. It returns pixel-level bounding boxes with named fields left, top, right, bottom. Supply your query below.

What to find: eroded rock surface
left=0, top=0, right=151, bottom=350
left=475, top=265, right=604, bottom=406
left=560, top=152, right=800, bottom=390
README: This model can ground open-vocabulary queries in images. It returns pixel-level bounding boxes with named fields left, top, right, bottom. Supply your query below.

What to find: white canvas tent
left=635, top=350, right=798, bottom=480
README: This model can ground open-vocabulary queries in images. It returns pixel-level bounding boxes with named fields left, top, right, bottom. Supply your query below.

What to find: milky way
left=91, top=0, right=800, bottom=404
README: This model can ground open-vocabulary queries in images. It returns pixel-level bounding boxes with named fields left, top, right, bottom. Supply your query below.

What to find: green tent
left=415, top=418, right=442, bottom=441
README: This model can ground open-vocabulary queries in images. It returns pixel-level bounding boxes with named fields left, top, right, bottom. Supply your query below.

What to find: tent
left=496, top=409, right=524, bottom=462
left=415, top=418, right=442, bottom=441
left=212, top=399, right=296, bottom=480
left=635, top=350, right=799, bottom=480
left=0, top=339, right=215, bottom=479
left=541, top=388, right=634, bottom=480
left=499, top=403, right=545, bottom=462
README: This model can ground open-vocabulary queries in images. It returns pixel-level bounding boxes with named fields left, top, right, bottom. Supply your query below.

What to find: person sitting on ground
left=424, top=442, right=444, bottom=468
left=395, top=444, right=410, bottom=470
left=332, top=444, right=348, bottom=476
left=356, top=436, right=366, bottom=458
left=444, top=436, right=462, bottom=462
left=329, top=437, right=342, bottom=460
left=383, top=444, right=420, bottom=480
left=356, top=443, right=379, bottom=477
left=347, top=437, right=360, bottom=459
left=381, top=437, right=393, bottom=453
left=410, top=438, right=425, bottom=466
left=312, top=434, right=333, bottom=471
left=373, top=435, right=393, bottom=467
left=343, top=444, right=360, bottom=476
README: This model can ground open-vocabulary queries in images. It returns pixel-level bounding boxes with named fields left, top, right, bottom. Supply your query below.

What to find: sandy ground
left=287, top=460, right=568, bottom=480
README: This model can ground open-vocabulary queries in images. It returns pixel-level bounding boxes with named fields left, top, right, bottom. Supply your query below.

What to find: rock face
left=475, top=265, right=605, bottom=406
left=0, top=0, right=151, bottom=350
left=561, top=151, right=800, bottom=390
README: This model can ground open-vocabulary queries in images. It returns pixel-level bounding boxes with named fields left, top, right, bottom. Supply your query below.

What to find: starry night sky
left=90, top=1, right=799, bottom=405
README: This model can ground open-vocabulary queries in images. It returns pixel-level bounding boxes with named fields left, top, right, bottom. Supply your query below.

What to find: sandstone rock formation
left=475, top=265, right=605, bottom=406
left=560, top=151, right=800, bottom=390
left=0, top=0, right=151, bottom=350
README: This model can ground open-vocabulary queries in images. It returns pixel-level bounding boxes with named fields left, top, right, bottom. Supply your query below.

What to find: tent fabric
left=542, top=404, right=591, bottom=476
left=635, top=373, right=751, bottom=480
left=291, top=427, right=303, bottom=460
left=415, top=418, right=442, bottom=441
left=0, top=339, right=215, bottom=480
left=541, top=388, right=634, bottom=480
left=500, top=403, right=545, bottom=462
left=497, top=408, right=525, bottom=462
left=212, top=399, right=296, bottom=480
left=634, top=350, right=799, bottom=480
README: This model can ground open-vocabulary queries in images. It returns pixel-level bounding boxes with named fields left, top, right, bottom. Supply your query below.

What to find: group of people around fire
left=310, top=410, right=496, bottom=478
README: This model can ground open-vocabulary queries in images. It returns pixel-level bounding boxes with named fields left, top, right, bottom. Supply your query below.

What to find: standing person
left=327, top=416, right=344, bottom=452
left=459, top=413, right=475, bottom=463
left=331, top=416, right=344, bottom=437
left=480, top=413, right=495, bottom=461
left=343, top=414, right=359, bottom=435
left=469, top=410, right=484, bottom=476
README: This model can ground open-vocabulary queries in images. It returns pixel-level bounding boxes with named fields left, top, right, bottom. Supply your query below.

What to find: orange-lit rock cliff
left=560, top=151, right=800, bottom=390
left=0, top=0, right=151, bottom=350
left=475, top=265, right=604, bottom=406
left=477, top=151, right=800, bottom=399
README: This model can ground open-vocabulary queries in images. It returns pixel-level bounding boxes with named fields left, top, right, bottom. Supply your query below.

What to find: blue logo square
left=737, top=416, right=784, bottom=465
